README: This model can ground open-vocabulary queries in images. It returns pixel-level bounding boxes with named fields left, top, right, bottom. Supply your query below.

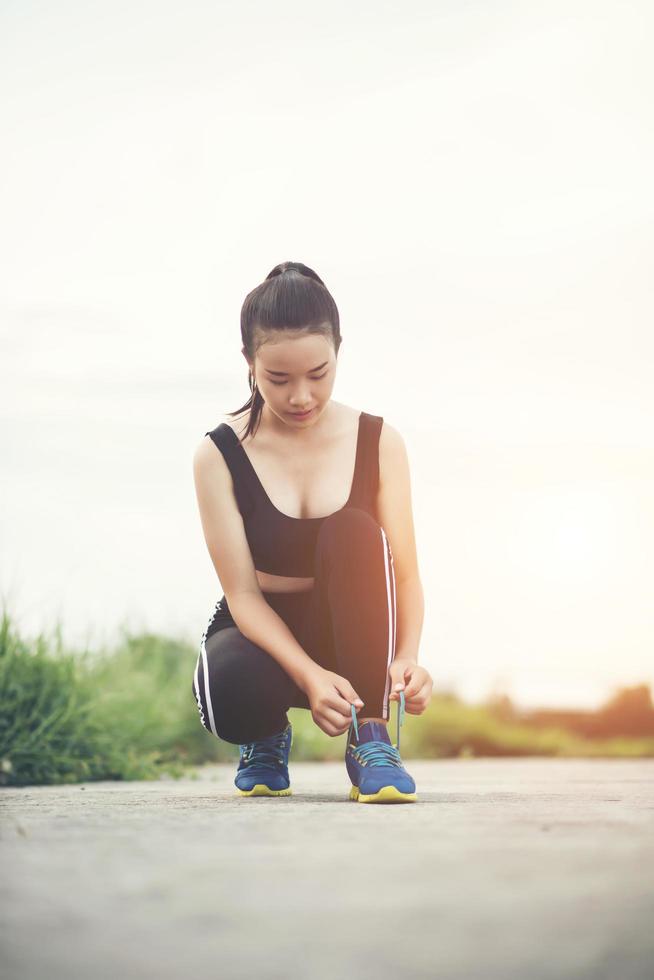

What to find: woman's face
left=246, top=329, right=337, bottom=427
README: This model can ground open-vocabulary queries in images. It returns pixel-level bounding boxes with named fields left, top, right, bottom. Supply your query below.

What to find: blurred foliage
left=1, top=603, right=653, bottom=787
left=513, top=684, right=654, bottom=738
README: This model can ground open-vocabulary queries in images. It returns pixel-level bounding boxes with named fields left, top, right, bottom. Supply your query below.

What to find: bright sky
left=1, top=0, right=652, bottom=709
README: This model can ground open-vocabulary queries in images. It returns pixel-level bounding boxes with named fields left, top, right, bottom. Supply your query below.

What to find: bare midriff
left=255, top=570, right=315, bottom=593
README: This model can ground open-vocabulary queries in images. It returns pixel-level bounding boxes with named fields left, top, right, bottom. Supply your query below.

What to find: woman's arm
left=376, top=422, right=425, bottom=664
left=376, top=423, right=432, bottom=712
left=193, top=437, right=322, bottom=692
left=226, top=592, right=322, bottom=691
left=393, top=575, right=425, bottom=664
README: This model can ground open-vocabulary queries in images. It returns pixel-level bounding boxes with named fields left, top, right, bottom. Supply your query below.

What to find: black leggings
left=192, top=508, right=398, bottom=744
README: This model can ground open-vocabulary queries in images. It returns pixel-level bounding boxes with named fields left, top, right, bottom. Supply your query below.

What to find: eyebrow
left=264, top=361, right=329, bottom=377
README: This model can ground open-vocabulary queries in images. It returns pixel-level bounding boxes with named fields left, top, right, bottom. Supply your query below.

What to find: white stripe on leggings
left=380, top=526, right=397, bottom=719
left=192, top=602, right=220, bottom=737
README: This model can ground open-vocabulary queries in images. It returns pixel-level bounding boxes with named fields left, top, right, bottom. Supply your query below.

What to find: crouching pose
left=192, top=260, right=432, bottom=803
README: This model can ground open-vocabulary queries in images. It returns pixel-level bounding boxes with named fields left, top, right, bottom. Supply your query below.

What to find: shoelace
left=239, top=728, right=289, bottom=769
left=349, top=690, right=406, bottom=765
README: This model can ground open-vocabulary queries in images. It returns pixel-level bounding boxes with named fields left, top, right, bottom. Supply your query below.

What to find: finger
left=326, top=690, right=362, bottom=716
left=403, top=704, right=422, bottom=716
left=388, top=663, right=410, bottom=690
left=403, top=680, right=429, bottom=700
left=314, top=708, right=348, bottom=737
left=402, top=687, right=431, bottom=712
left=320, top=717, right=351, bottom=737
left=323, top=705, right=354, bottom=729
left=319, top=718, right=344, bottom=737
left=402, top=679, right=422, bottom=699
left=332, top=678, right=364, bottom=709
left=403, top=690, right=428, bottom=710
left=402, top=671, right=427, bottom=699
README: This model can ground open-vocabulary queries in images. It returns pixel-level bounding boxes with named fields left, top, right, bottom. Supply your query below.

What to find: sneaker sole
left=349, top=785, right=417, bottom=804
left=235, top=784, right=292, bottom=797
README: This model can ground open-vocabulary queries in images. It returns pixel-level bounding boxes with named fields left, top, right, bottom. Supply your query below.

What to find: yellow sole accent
left=235, top=784, right=292, bottom=797
left=349, top=785, right=417, bottom=804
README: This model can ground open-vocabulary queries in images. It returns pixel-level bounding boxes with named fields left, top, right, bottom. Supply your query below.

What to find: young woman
left=192, top=260, right=432, bottom=803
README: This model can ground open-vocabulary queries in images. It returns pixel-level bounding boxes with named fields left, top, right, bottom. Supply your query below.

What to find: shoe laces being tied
left=349, top=690, right=406, bottom=767
left=240, top=728, right=288, bottom=769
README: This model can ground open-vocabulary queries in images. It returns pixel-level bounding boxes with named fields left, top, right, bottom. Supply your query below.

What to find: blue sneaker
left=345, top=692, right=417, bottom=803
left=234, top=721, right=293, bottom=797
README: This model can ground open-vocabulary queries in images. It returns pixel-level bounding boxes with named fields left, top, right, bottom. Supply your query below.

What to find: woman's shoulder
left=195, top=420, right=236, bottom=464
left=331, top=401, right=385, bottom=428
left=377, top=417, right=408, bottom=483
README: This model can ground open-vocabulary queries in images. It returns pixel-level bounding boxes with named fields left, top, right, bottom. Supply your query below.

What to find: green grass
left=1, top=605, right=653, bottom=787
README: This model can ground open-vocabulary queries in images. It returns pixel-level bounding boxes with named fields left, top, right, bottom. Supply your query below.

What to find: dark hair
left=226, top=260, right=342, bottom=441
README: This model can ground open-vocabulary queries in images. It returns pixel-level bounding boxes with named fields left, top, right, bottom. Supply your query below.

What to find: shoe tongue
left=356, top=721, right=391, bottom=745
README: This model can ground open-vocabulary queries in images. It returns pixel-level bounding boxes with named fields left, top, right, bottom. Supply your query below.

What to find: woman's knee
left=193, top=627, right=292, bottom=743
left=317, top=507, right=379, bottom=550
left=316, top=508, right=387, bottom=573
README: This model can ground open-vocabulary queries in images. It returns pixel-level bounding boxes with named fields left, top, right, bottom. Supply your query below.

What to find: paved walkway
left=1, top=759, right=653, bottom=980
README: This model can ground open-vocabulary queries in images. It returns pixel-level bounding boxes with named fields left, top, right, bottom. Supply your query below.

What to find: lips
left=290, top=408, right=314, bottom=418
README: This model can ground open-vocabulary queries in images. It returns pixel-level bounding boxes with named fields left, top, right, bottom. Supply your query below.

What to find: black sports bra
left=205, top=411, right=384, bottom=577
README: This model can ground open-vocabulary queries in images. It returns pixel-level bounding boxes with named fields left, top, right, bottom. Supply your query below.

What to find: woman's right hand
left=302, top=666, right=364, bottom=737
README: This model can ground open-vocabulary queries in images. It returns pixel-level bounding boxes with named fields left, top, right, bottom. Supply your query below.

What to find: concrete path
left=1, top=759, right=653, bottom=980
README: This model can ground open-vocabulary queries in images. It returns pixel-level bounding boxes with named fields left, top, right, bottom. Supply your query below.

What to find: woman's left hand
left=388, top=659, right=433, bottom=715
